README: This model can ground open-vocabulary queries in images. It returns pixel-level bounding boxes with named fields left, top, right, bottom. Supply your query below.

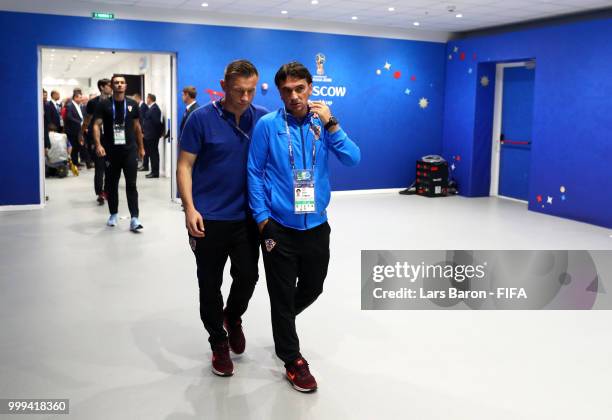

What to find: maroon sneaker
left=224, top=314, right=245, bottom=354
left=211, top=340, right=233, bottom=377
left=285, top=357, right=317, bottom=392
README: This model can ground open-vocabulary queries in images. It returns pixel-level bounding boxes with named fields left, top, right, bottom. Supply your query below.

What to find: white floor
left=1, top=171, right=611, bottom=420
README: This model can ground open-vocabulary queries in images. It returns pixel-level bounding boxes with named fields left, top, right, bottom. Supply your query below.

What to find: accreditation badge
left=293, top=169, right=316, bottom=214
left=113, top=123, right=126, bottom=145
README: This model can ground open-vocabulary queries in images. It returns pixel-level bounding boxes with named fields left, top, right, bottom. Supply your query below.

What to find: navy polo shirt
left=179, top=101, right=269, bottom=221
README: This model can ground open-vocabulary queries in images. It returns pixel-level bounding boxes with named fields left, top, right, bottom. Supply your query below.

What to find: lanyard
left=112, top=99, right=127, bottom=124
left=284, top=108, right=318, bottom=171
left=212, top=100, right=252, bottom=141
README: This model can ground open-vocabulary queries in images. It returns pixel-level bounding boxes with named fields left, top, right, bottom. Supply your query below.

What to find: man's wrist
left=324, top=116, right=339, bottom=130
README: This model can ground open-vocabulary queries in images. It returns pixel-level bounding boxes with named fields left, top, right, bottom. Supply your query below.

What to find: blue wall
left=0, top=11, right=446, bottom=206
left=442, top=18, right=612, bottom=228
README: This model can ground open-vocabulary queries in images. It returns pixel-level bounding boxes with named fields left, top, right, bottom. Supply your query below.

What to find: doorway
left=39, top=47, right=177, bottom=205
left=490, top=61, right=536, bottom=202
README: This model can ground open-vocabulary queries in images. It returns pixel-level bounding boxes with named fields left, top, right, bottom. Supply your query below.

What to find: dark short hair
left=182, top=86, right=197, bottom=99
left=72, top=89, right=82, bottom=99
left=147, top=93, right=156, bottom=102
left=110, top=74, right=126, bottom=85
left=274, top=62, right=312, bottom=87
left=97, top=78, right=111, bottom=91
left=51, top=90, right=59, bottom=97
left=224, top=59, right=258, bottom=83
left=48, top=123, right=57, bottom=132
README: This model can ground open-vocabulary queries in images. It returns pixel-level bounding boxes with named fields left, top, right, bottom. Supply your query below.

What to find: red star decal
left=393, top=71, right=401, bottom=79
left=536, top=195, right=542, bottom=203
left=460, top=52, right=466, bottom=61
left=410, top=75, right=416, bottom=81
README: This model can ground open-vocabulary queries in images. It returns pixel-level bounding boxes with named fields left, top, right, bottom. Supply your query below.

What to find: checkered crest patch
left=265, top=239, right=276, bottom=252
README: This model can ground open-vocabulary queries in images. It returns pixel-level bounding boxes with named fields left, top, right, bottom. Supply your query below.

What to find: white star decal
left=453, top=46, right=459, bottom=53
left=383, top=62, right=391, bottom=70
left=547, top=196, right=553, bottom=204
left=404, top=88, right=411, bottom=95
left=419, top=97, right=429, bottom=109
left=451, top=163, right=456, bottom=171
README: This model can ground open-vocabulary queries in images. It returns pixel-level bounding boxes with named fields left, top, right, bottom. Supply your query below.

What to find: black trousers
left=68, top=133, right=82, bottom=164
left=145, top=137, right=160, bottom=175
left=106, top=147, right=139, bottom=217
left=261, top=219, right=330, bottom=364
left=88, top=142, right=107, bottom=196
left=190, top=219, right=259, bottom=346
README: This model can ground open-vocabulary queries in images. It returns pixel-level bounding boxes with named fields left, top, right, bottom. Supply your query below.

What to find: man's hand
left=96, top=145, right=106, bottom=157
left=258, top=219, right=269, bottom=234
left=308, top=100, right=331, bottom=125
left=185, top=207, right=205, bottom=237
left=138, top=147, right=145, bottom=160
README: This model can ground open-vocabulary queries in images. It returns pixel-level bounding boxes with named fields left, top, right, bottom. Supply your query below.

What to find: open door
left=490, top=61, right=536, bottom=201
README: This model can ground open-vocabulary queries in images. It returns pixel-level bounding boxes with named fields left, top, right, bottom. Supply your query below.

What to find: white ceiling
left=42, top=48, right=137, bottom=79
left=3, top=0, right=611, bottom=42
left=75, top=0, right=612, bottom=31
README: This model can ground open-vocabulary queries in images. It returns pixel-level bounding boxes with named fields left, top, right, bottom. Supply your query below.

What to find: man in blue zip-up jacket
left=248, top=62, right=360, bottom=393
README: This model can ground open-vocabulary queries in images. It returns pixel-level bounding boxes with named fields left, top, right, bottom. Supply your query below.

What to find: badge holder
left=113, top=123, right=126, bottom=145
left=293, top=169, right=316, bottom=214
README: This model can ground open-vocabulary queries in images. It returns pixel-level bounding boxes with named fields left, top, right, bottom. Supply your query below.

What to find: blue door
left=498, top=65, right=535, bottom=201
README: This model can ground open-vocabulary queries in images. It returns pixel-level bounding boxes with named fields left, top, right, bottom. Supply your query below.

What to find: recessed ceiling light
left=311, top=0, right=318, bottom=4
left=100, top=51, right=105, bottom=54
left=351, top=16, right=358, bottom=20
left=388, top=7, right=395, bottom=12
left=456, top=13, right=463, bottom=18
left=413, top=21, right=420, bottom=26
left=51, top=49, right=55, bottom=52
left=201, top=2, right=208, bottom=7
left=281, top=10, right=288, bottom=14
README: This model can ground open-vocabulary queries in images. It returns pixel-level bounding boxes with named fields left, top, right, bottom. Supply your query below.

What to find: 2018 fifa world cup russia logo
left=315, top=53, right=326, bottom=76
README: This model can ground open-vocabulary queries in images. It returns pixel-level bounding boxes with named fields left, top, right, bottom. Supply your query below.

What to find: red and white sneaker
left=224, top=313, right=245, bottom=354
left=211, top=340, right=234, bottom=377
left=285, top=357, right=317, bottom=392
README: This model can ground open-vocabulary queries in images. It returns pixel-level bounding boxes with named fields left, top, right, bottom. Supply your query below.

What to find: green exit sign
left=92, top=12, right=114, bottom=20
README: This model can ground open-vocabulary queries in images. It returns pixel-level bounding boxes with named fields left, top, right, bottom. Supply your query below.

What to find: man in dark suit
left=180, top=86, right=199, bottom=134
left=142, top=93, right=164, bottom=178
left=65, top=89, right=85, bottom=166
left=134, top=93, right=149, bottom=171
left=50, top=90, right=63, bottom=132
left=43, top=89, right=52, bottom=150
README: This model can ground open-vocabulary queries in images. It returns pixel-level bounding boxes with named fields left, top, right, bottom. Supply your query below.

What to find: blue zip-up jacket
left=248, top=108, right=360, bottom=230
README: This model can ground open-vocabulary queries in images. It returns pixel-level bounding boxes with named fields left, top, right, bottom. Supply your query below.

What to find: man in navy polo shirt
left=177, top=60, right=268, bottom=377
left=248, top=62, right=360, bottom=392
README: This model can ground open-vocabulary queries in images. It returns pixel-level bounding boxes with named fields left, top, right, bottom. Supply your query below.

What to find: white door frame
left=170, top=54, right=180, bottom=203
left=28, top=46, right=178, bottom=211
left=489, top=61, right=530, bottom=203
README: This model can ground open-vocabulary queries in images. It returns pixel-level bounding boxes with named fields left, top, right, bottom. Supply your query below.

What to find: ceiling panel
left=25, top=0, right=612, bottom=34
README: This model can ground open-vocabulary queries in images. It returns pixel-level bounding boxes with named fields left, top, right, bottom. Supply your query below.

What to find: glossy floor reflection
left=1, top=171, right=611, bottom=420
